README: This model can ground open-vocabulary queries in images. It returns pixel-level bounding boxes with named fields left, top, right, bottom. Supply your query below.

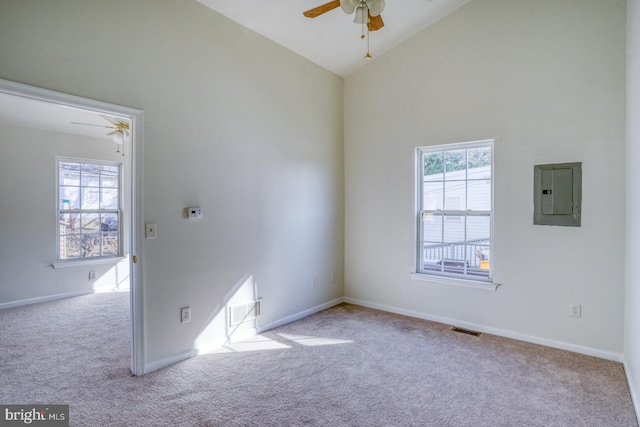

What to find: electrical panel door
left=534, top=162, right=581, bottom=226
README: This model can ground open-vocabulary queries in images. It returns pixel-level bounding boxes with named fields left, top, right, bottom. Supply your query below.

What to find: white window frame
left=56, top=157, right=123, bottom=262
left=413, top=139, right=495, bottom=288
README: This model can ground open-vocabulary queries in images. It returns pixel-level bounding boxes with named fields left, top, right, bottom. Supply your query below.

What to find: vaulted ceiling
left=0, top=1, right=473, bottom=133
left=197, top=0, right=472, bottom=76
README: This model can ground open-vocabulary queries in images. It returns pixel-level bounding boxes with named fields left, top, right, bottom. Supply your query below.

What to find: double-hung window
left=416, top=140, right=493, bottom=281
left=57, top=158, right=121, bottom=261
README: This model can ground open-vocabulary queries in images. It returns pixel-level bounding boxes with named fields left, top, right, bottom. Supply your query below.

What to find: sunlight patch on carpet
left=276, top=333, right=354, bottom=347
left=209, top=335, right=291, bottom=353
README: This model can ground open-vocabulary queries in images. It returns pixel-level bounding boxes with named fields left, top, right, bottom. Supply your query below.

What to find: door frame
left=0, top=79, right=145, bottom=375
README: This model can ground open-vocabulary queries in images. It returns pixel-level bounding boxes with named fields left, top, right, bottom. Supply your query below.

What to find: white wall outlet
left=187, top=207, right=203, bottom=219
left=570, top=304, right=581, bottom=317
left=362, top=272, right=368, bottom=282
left=331, top=272, right=336, bottom=283
left=312, top=277, right=318, bottom=287
left=88, top=271, right=96, bottom=280
left=145, top=222, right=157, bottom=239
left=181, top=306, right=191, bottom=323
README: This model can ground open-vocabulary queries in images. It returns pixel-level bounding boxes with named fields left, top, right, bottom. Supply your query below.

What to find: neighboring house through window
left=57, top=158, right=121, bottom=261
left=416, top=140, right=493, bottom=281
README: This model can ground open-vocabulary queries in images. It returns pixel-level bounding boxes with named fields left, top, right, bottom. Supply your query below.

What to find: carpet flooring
left=0, top=292, right=637, bottom=426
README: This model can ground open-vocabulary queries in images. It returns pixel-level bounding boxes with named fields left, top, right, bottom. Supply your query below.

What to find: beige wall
left=0, top=0, right=344, bottom=370
left=345, top=0, right=626, bottom=356
left=0, top=123, right=129, bottom=304
left=0, top=0, right=632, bottom=379
left=626, top=0, right=640, bottom=414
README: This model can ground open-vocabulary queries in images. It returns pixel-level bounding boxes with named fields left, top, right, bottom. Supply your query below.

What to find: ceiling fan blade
left=70, top=122, right=113, bottom=128
left=368, top=13, right=384, bottom=31
left=303, top=0, right=340, bottom=18
left=99, top=114, right=121, bottom=126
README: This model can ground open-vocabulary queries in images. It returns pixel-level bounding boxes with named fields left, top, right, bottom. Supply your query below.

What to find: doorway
left=0, top=79, right=144, bottom=375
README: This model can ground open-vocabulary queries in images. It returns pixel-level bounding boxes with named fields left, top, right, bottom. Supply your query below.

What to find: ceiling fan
left=303, top=0, right=385, bottom=32
left=71, top=115, right=130, bottom=156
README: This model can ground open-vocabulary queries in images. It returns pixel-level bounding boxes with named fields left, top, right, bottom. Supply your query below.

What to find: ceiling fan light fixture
left=367, top=0, right=385, bottom=17
left=111, top=128, right=130, bottom=145
left=353, top=6, right=369, bottom=24
left=340, top=0, right=358, bottom=14
left=112, top=131, right=124, bottom=145
left=302, top=0, right=385, bottom=60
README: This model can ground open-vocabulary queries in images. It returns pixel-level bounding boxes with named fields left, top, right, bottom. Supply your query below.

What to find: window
left=57, top=159, right=121, bottom=261
left=416, top=140, right=493, bottom=281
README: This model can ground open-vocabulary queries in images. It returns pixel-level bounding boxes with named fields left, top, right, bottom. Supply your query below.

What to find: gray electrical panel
left=533, top=162, right=582, bottom=227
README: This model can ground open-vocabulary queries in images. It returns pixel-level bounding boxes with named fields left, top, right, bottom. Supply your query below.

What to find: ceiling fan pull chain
left=302, top=0, right=384, bottom=60
left=365, top=22, right=372, bottom=59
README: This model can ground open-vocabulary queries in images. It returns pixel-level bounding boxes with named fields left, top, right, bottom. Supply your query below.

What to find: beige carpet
left=0, top=292, right=637, bottom=426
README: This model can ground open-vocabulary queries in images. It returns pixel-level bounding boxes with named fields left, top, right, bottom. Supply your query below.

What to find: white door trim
left=0, top=79, right=146, bottom=375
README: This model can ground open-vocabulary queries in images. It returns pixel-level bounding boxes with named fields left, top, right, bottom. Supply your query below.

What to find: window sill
left=410, top=272, right=500, bottom=291
left=51, top=256, right=126, bottom=269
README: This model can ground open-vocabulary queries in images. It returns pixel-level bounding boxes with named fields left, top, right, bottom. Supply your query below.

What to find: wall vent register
left=229, top=301, right=261, bottom=327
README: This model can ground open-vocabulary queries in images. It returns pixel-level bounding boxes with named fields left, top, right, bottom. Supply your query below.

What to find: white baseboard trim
left=0, top=290, right=93, bottom=310
left=145, top=297, right=346, bottom=374
left=144, top=348, right=197, bottom=375
left=258, top=297, right=345, bottom=333
left=195, top=338, right=229, bottom=356
left=195, top=327, right=260, bottom=356
left=343, top=297, right=623, bottom=363
left=623, top=358, right=640, bottom=423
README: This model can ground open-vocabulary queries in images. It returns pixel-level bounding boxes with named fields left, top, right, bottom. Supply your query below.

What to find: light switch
left=145, top=222, right=157, bottom=239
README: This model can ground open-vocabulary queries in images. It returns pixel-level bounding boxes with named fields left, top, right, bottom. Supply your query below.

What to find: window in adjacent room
left=416, top=140, right=493, bottom=281
left=57, top=158, right=121, bottom=261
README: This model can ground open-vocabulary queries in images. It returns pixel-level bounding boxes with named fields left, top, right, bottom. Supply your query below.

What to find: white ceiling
left=197, top=0, right=472, bottom=76
left=0, top=1, right=471, bottom=133
left=0, top=92, right=127, bottom=140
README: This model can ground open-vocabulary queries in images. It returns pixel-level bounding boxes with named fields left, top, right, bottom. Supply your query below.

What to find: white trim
left=344, top=296, right=623, bottom=363
left=195, top=338, right=229, bottom=356
left=0, top=79, right=142, bottom=118
left=195, top=327, right=260, bottom=356
left=144, top=349, right=197, bottom=375
left=410, top=272, right=499, bottom=291
left=147, top=297, right=346, bottom=372
left=55, top=157, right=124, bottom=262
left=258, top=297, right=346, bottom=333
left=0, top=290, right=93, bottom=310
left=0, top=79, right=146, bottom=376
left=418, top=138, right=496, bottom=152
left=624, top=358, right=640, bottom=423
left=415, top=139, right=495, bottom=282
left=129, top=110, right=145, bottom=376
left=52, top=256, right=125, bottom=269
